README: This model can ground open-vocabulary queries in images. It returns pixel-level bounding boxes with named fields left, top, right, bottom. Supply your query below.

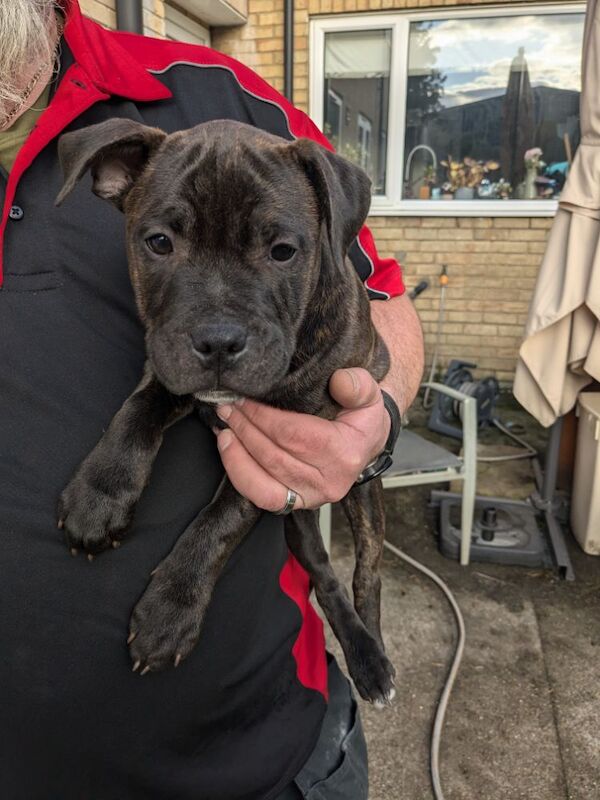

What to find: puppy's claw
left=150, top=567, right=159, bottom=577
left=57, top=519, right=64, bottom=530
left=87, top=553, right=94, bottom=563
left=127, top=631, right=137, bottom=645
left=112, top=540, right=121, bottom=549
left=140, top=666, right=151, bottom=676
left=132, top=660, right=141, bottom=673
left=174, top=653, right=182, bottom=668
left=70, top=548, right=78, bottom=558
left=373, top=688, right=396, bottom=711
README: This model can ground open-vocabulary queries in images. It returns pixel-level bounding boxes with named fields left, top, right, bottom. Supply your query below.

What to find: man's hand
left=215, top=368, right=390, bottom=512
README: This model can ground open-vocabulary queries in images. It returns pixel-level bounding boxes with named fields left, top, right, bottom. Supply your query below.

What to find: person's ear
left=55, top=118, right=167, bottom=211
left=289, top=138, right=372, bottom=259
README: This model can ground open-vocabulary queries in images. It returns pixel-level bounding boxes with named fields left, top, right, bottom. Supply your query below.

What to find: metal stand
left=434, top=417, right=575, bottom=580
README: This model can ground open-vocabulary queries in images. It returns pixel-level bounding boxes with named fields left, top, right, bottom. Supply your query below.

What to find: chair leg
left=319, top=504, right=332, bottom=554
left=460, top=472, right=476, bottom=566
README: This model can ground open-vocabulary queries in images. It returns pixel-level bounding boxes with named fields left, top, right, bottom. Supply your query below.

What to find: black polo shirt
left=0, top=2, right=403, bottom=798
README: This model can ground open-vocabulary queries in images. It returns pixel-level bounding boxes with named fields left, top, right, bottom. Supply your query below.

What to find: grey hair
left=0, top=0, right=58, bottom=106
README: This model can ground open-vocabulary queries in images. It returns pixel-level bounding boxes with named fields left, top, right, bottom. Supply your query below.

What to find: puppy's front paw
left=128, top=563, right=206, bottom=674
left=58, top=471, right=135, bottom=556
left=346, top=629, right=396, bottom=708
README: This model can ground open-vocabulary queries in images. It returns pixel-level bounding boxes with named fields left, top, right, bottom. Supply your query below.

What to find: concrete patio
left=326, top=395, right=600, bottom=800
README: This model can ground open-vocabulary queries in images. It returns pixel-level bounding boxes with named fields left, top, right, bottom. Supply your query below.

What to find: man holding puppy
left=0, top=1, right=423, bottom=798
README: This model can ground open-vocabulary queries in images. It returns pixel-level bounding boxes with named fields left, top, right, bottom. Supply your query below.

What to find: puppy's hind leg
left=340, top=478, right=386, bottom=650
left=284, top=509, right=395, bottom=706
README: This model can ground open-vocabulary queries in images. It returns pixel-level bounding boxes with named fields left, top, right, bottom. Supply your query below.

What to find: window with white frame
left=310, top=6, right=585, bottom=216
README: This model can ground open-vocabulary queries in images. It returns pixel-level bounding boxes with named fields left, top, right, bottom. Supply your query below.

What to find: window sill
left=369, top=199, right=558, bottom=218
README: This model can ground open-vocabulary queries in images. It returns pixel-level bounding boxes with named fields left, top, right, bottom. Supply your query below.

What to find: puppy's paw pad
left=58, top=480, right=134, bottom=554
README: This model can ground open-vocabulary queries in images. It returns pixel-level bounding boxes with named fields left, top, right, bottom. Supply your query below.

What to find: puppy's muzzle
left=191, top=322, right=248, bottom=369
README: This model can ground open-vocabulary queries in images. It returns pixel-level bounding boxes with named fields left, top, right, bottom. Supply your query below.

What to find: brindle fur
left=55, top=119, right=395, bottom=704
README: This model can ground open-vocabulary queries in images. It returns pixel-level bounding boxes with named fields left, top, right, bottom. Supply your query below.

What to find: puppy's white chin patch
left=194, top=390, right=244, bottom=404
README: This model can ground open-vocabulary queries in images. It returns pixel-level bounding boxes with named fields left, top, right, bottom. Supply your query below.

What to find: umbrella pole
left=532, top=417, right=575, bottom=580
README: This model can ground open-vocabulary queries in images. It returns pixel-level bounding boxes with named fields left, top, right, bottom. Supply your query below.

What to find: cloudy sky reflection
left=408, top=13, right=585, bottom=107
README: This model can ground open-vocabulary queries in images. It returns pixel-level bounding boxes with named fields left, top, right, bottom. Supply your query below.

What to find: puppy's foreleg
left=58, top=365, right=193, bottom=555
left=340, top=478, right=386, bottom=649
left=284, top=509, right=395, bottom=706
left=128, top=479, right=261, bottom=672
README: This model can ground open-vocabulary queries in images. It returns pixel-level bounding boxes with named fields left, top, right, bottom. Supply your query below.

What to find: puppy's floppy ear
left=55, top=118, right=167, bottom=210
left=291, top=138, right=372, bottom=258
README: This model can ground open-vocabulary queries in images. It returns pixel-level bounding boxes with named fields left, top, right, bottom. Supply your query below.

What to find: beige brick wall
left=367, top=216, right=552, bottom=382
left=80, top=0, right=116, bottom=28
left=212, top=0, right=561, bottom=382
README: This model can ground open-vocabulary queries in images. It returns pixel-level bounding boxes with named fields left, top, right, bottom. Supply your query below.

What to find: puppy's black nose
left=191, top=323, right=248, bottom=366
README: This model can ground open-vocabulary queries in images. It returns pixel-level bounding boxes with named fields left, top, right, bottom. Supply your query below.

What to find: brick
left=463, top=323, right=498, bottom=336
left=458, top=217, right=493, bottom=228
left=421, top=217, right=457, bottom=228
left=258, top=12, right=281, bottom=24
left=257, top=37, right=280, bottom=50
left=530, top=218, right=554, bottom=228
left=528, top=241, right=547, bottom=253
left=492, top=218, right=530, bottom=228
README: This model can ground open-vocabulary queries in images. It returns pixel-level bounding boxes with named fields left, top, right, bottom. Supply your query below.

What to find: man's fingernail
left=217, top=404, right=232, bottom=420
left=217, top=429, right=233, bottom=451
left=344, top=368, right=359, bottom=395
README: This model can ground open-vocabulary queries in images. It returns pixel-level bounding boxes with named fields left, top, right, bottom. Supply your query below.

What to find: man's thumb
left=329, top=368, right=381, bottom=410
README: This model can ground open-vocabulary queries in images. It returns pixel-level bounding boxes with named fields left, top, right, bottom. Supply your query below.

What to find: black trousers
left=274, top=658, right=368, bottom=800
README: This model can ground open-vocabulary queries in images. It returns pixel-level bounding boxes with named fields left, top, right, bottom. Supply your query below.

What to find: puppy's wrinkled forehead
left=136, top=122, right=317, bottom=249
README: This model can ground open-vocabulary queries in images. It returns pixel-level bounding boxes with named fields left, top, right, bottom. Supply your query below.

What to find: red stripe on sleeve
left=279, top=553, right=329, bottom=701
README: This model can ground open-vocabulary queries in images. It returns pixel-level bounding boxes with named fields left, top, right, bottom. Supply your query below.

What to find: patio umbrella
left=501, top=47, right=535, bottom=191
left=514, top=0, right=600, bottom=427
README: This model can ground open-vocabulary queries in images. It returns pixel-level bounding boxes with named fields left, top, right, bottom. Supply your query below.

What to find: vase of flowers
left=523, top=148, right=545, bottom=200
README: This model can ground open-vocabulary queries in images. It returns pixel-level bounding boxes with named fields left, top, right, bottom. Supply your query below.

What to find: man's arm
left=215, top=293, right=424, bottom=512
left=371, top=293, right=424, bottom=416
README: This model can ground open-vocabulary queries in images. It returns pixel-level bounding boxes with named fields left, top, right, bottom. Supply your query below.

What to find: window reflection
left=403, top=14, right=584, bottom=200
left=323, top=29, right=391, bottom=194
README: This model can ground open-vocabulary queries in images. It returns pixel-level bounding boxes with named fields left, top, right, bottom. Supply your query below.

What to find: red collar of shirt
left=59, top=0, right=172, bottom=102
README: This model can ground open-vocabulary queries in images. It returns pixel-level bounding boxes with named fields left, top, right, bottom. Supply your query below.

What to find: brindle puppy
left=56, top=118, right=396, bottom=706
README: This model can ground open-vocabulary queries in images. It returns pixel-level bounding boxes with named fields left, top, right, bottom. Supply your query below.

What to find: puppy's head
left=56, top=118, right=371, bottom=399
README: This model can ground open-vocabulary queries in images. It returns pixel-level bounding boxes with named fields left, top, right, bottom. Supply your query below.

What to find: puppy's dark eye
left=270, top=243, right=296, bottom=262
left=145, top=234, right=173, bottom=255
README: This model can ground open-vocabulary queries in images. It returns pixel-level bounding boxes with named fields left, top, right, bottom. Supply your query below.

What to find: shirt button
left=9, top=205, right=24, bottom=221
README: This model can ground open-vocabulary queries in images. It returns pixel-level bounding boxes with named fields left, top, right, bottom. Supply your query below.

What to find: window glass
left=323, top=29, right=392, bottom=194
left=403, top=13, right=584, bottom=201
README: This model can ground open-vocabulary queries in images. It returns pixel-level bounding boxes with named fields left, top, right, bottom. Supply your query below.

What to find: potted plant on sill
left=418, top=164, right=437, bottom=200
left=441, top=156, right=500, bottom=199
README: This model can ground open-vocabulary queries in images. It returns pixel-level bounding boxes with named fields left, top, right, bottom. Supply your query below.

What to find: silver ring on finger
left=274, top=488, right=297, bottom=515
